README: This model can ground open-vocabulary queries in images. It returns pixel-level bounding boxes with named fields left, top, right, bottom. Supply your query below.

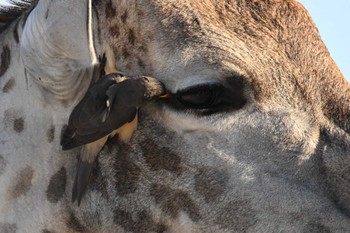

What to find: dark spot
left=7, top=166, right=34, bottom=199
left=137, top=58, right=146, bottom=69
left=141, top=138, right=182, bottom=175
left=13, top=117, right=24, bottom=133
left=105, top=0, right=116, bottom=19
left=4, top=109, right=17, bottom=128
left=125, top=62, right=132, bottom=70
left=13, top=21, right=19, bottom=43
left=45, top=8, right=49, bottom=19
left=109, top=24, right=120, bottom=38
left=122, top=48, right=130, bottom=58
left=150, top=184, right=201, bottom=222
left=2, top=78, right=15, bottom=93
left=137, top=9, right=144, bottom=17
left=110, top=143, right=141, bottom=196
left=46, top=167, right=66, bottom=203
left=0, top=154, right=6, bottom=175
left=193, top=17, right=201, bottom=29
left=194, top=167, right=229, bottom=203
left=66, top=213, right=86, bottom=232
left=0, top=45, right=11, bottom=77
left=303, top=222, right=331, bottom=233
left=139, top=45, right=148, bottom=53
left=42, top=230, right=54, bottom=233
left=46, top=125, right=55, bottom=143
left=0, top=223, right=17, bottom=233
left=121, top=10, right=128, bottom=23
left=89, top=160, right=109, bottom=199
left=128, top=29, right=136, bottom=45
left=215, top=199, right=256, bottom=231
left=155, top=224, right=168, bottom=233
left=113, top=209, right=165, bottom=232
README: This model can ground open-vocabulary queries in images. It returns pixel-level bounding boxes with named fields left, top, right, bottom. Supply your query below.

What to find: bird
left=60, top=72, right=170, bottom=205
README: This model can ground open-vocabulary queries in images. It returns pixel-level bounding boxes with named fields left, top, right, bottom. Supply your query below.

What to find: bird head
left=138, top=76, right=172, bottom=100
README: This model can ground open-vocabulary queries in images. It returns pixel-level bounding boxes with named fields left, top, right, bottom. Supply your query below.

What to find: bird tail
left=72, top=138, right=107, bottom=205
left=72, top=158, right=93, bottom=206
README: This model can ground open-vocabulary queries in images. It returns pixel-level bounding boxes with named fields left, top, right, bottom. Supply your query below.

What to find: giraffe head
left=0, top=0, right=349, bottom=232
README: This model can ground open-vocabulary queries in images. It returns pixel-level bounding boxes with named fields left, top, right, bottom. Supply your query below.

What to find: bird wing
left=61, top=75, right=115, bottom=149
left=61, top=83, right=138, bottom=150
left=62, top=108, right=137, bottom=150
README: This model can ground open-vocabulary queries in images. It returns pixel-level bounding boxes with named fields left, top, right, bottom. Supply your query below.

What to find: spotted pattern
left=89, top=160, right=109, bottom=199
left=150, top=184, right=201, bottom=222
left=194, top=167, right=229, bottom=203
left=2, top=78, right=15, bottom=93
left=109, top=24, right=120, bottom=38
left=215, top=200, right=256, bottom=231
left=0, top=45, right=10, bottom=77
left=0, top=154, right=6, bottom=175
left=140, top=139, right=182, bottom=175
left=128, top=28, right=136, bottom=45
left=46, top=167, right=66, bottom=203
left=110, top=143, right=141, bottom=196
left=113, top=209, right=166, bottom=232
left=13, top=117, right=24, bottom=133
left=66, top=213, right=86, bottom=232
left=4, top=109, right=24, bottom=132
left=121, top=10, right=128, bottom=23
left=137, top=57, right=146, bottom=69
left=46, top=125, right=55, bottom=143
left=105, top=0, right=116, bottom=20
left=0, top=222, right=17, bottom=233
left=7, top=166, right=34, bottom=199
left=122, top=48, right=130, bottom=58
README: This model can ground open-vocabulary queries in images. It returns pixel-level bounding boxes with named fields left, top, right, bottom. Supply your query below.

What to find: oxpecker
left=61, top=72, right=169, bottom=205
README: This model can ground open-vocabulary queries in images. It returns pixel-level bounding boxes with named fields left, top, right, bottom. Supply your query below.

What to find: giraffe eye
left=176, top=85, right=221, bottom=109
left=161, top=78, right=247, bottom=115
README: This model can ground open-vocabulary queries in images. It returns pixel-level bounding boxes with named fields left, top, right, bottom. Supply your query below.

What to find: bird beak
left=159, top=93, right=172, bottom=99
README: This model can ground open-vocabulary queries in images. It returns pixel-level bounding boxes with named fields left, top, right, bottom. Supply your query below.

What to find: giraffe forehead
left=97, top=0, right=306, bottom=101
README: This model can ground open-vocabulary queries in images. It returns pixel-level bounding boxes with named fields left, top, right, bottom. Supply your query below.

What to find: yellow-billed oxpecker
left=61, top=72, right=168, bottom=205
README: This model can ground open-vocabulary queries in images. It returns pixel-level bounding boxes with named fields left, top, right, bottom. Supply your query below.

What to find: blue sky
left=298, top=1, right=349, bottom=82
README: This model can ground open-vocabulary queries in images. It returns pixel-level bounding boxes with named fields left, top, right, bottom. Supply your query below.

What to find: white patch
left=156, top=104, right=249, bottom=136
left=160, top=110, right=212, bottom=134
left=167, top=211, right=201, bottom=233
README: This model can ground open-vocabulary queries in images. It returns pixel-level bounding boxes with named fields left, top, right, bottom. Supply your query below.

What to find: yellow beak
left=159, top=93, right=172, bottom=99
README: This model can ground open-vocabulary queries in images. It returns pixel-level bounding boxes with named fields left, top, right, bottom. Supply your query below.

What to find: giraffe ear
left=20, top=0, right=98, bottom=79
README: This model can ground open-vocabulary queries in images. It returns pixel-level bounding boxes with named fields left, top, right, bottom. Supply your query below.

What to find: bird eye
left=176, top=85, right=221, bottom=109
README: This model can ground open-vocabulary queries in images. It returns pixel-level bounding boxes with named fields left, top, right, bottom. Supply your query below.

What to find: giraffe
left=0, top=0, right=349, bottom=232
